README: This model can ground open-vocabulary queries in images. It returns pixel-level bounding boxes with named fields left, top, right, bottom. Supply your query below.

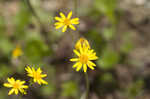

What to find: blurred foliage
left=97, top=47, right=120, bottom=70
left=0, top=0, right=147, bottom=98
left=94, top=0, right=117, bottom=23
left=125, top=80, right=144, bottom=99
left=61, top=81, right=78, bottom=98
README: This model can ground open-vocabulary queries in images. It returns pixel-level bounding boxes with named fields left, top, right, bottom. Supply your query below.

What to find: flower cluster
left=3, top=66, right=48, bottom=95
left=54, top=11, right=98, bottom=72
left=4, top=10, right=98, bottom=96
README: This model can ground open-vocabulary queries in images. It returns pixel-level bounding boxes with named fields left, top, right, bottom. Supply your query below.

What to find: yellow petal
left=8, top=78, right=15, bottom=84
left=54, top=22, right=62, bottom=25
left=67, top=11, right=72, bottom=19
left=87, top=62, right=95, bottom=70
left=71, top=18, right=79, bottom=24
left=60, top=12, right=66, bottom=19
left=73, top=49, right=80, bottom=56
left=20, top=81, right=25, bottom=85
left=41, top=79, right=48, bottom=85
left=69, top=25, right=76, bottom=30
left=76, top=63, right=82, bottom=71
left=8, top=89, right=15, bottom=95
left=55, top=24, right=63, bottom=29
left=72, top=62, right=80, bottom=68
left=37, top=80, right=41, bottom=85
left=15, top=89, right=18, bottom=95
left=70, top=58, right=79, bottom=62
left=88, top=61, right=96, bottom=67
left=3, top=83, right=12, bottom=88
left=55, top=17, right=63, bottom=22
left=21, top=85, right=28, bottom=89
left=71, top=18, right=79, bottom=22
left=37, top=68, right=42, bottom=74
left=83, top=64, right=87, bottom=72
left=89, top=56, right=98, bottom=60
left=41, top=74, right=47, bottom=78
left=62, top=25, right=67, bottom=32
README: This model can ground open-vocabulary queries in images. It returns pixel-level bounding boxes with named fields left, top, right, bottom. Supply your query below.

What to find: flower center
left=80, top=54, right=88, bottom=64
left=64, top=18, right=71, bottom=25
left=13, top=82, right=20, bottom=89
left=34, top=72, right=41, bottom=80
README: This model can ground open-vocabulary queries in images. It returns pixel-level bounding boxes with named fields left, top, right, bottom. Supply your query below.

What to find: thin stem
left=84, top=72, right=89, bottom=99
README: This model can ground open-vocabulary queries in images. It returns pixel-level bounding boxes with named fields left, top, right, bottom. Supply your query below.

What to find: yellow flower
left=25, top=66, right=48, bottom=85
left=54, top=11, right=79, bottom=32
left=3, top=77, right=28, bottom=95
left=12, top=45, right=23, bottom=59
left=75, top=38, right=90, bottom=50
left=70, top=46, right=98, bottom=72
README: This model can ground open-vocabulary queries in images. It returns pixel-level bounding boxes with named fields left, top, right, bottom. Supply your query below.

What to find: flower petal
left=15, top=89, right=18, bottom=95
left=3, top=83, right=12, bottom=88
left=55, top=17, right=63, bottom=22
left=55, top=24, right=64, bottom=29
left=69, top=25, right=76, bottom=30
left=72, top=62, right=80, bottom=68
left=67, top=11, right=72, bottom=19
left=70, top=58, right=79, bottom=62
left=83, top=64, right=87, bottom=72
left=73, top=49, right=80, bottom=56
left=76, top=63, right=82, bottom=71
left=60, top=12, right=66, bottom=19
left=87, top=62, right=95, bottom=70
left=88, top=61, right=96, bottom=67
left=8, top=89, right=15, bottom=95
left=62, top=25, right=67, bottom=32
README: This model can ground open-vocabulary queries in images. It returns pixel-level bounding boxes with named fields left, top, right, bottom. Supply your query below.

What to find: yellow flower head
left=12, top=45, right=23, bottom=59
left=70, top=46, right=98, bottom=72
left=25, top=66, right=48, bottom=85
left=54, top=11, right=79, bottom=32
left=75, top=38, right=90, bottom=50
left=3, top=77, right=28, bottom=95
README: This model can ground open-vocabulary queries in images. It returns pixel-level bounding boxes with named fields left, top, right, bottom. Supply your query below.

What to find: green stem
left=84, top=72, right=89, bottom=99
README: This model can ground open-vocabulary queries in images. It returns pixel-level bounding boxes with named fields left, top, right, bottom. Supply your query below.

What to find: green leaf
left=61, top=81, right=78, bottom=97
left=0, top=38, right=13, bottom=56
left=0, top=64, right=12, bottom=78
left=94, top=0, right=117, bottom=23
left=13, top=1, right=31, bottom=39
left=100, top=73, right=114, bottom=83
left=97, top=48, right=120, bottom=70
left=41, top=82, right=56, bottom=96
left=24, top=39, right=50, bottom=63
left=102, top=27, right=116, bottom=40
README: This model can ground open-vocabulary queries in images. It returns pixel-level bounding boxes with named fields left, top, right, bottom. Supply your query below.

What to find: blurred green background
left=0, top=0, right=150, bottom=99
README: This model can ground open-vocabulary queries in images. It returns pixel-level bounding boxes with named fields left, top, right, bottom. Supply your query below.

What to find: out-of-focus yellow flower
left=12, top=45, right=23, bottom=59
left=54, top=11, right=79, bottom=32
left=3, top=77, right=28, bottom=95
left=70, top=46, right=98, bottom=72
left=25, top=66, right=48, bottom=85
left=75, top=38, right=90, bottom=50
